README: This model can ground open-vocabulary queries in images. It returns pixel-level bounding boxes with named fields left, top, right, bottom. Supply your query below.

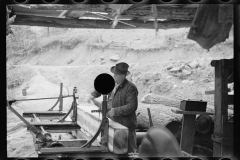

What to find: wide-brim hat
left=110, top=62, right=130, bottom=75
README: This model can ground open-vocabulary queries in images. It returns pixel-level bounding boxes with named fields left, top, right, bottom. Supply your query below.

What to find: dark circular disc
left=196, top=115, right=213, bottom=134
left=94, top=73, right=115, bottom=95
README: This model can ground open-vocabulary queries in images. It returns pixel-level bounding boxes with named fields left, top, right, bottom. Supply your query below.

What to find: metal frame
left=7, top=83, right=115, bottom=157
left=48, top=83, right=64, bottom=111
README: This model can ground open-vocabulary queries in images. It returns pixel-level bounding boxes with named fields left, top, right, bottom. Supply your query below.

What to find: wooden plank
left=9, top=4, right=107, bottom=11
left=205, top=90, right=215, bottom=95
left=38, top=151, right=120, bottom=158
left=71, top=130, right=101, bottom=147
left=29, top=121, right=74, bottom=126
left=24, top=111, right=66, bottom=114
left=46, top=129, right=78, bottom=133
left=171, top=109, right=213, bottom=115
left=23, top=111, right=66, bottom=118
left=12, top=8, right=62, bottom=17
left=40, top=146, right=105, bottom=154
left=56, top=139, right=88, bottom=147
left=11, top=7, right=196, bottom=21
left=12, top=15, right=193, bottom=29
left=213, top=59, right=232, bottom=157
left=58, top=10, right=68, bottom=18
left=180, top=114, right=196, bottom=155
left=205, top=89, right=231, bottom=95
left=42, top=125, right=80, bottom=131
left=74, top=104, right=129, bottom=154
left=211, top=59, right=233, bottom=68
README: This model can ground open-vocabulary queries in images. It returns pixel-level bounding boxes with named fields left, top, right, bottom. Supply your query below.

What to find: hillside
left=6, top=26, right=233, bottom=157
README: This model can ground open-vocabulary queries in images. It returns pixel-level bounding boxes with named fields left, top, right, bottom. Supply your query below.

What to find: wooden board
left=23, top=111, right=67, bottom=118
left=40, top=146, right=105, bottom=154
left=73, top=104, right=128, bottom=154
left=171, top=109, right=213, bottom=116
left=212, top=59, right=233, bottom=157
left=180, top=114, right=196, bottom=155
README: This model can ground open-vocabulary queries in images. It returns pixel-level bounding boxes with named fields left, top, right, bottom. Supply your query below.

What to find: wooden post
left=180, top=114, right=196, bottom=155
left=171, top=108, right=213, bottom=155
left=59, top=83, right=63, bottom=111
left=211, top=59, right=233, bottom=157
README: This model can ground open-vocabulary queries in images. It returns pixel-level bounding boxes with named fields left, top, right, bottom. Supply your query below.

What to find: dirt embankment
left=7, top=27, right=233, bottom=157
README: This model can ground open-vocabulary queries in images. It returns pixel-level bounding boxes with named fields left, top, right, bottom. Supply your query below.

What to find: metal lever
left=7, top=101, right=52, bottom=147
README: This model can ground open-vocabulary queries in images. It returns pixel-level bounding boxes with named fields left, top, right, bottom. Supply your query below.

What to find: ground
left=6, top=27, right=233, bottom=157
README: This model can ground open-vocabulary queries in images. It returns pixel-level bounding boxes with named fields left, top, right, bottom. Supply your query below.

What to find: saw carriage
left=8, top=83, right=133, bottom=158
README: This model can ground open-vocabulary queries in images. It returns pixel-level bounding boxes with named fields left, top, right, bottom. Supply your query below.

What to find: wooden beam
left=180, top=114, right=196, bottom=155
left=171, top=109, right=213, bottom=116
left=40, top=146, right=105, bottom=154
left=213, top=59, right=233, bottom=157
left=205, top=90, right=215, bottom=95
left=123, top=4, right=197, bottom=20
left=74, top=104, right=129, bottom=154
left=23, top=111, right=66, bottom=118
left=205, top=89, right=231, bottom=95
left=9, top=4, right=197, bottom=20
left=8, top=4, right=108, bottom=12
left=29, top=121, right=74, bottom=126
left=211, top=59, right=233, bottom=68
left=56, top=139, right=88, bottom=147
left=12, top=8, right=62, bottom=17
left=12, top=15, right=193, bottom=29
left=58, top=10, right=68, bottom=18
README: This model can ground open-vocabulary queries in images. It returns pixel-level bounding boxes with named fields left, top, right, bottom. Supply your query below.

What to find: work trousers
left=128, top=128, right=137, bottom=153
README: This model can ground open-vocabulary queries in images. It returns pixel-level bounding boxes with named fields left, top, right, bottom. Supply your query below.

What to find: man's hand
left=107, top=108, right=115, bottom=118
left=92, top=99, right=102, bottom=109
left=86, top=94, right=94, bottom=104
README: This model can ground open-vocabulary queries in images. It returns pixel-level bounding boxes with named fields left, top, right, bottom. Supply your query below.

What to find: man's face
left=113, top=73, right=125, bottom=84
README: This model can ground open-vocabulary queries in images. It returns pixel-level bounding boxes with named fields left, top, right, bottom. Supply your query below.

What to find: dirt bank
left=7, top=27, right=233, bottom=157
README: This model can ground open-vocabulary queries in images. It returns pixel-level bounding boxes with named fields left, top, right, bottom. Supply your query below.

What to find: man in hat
left=88, top=62, right=138, bottom=153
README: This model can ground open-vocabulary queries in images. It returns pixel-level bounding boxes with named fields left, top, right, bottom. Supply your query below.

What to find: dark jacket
left=91, top=79, right=138, bottom=130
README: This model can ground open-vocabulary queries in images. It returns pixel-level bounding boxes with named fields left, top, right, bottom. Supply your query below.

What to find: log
left=137, top=103, right=182, bottom=143
left=141, top=93, right=234, bottom=117
left=12, top=15, right=192, bottom=29
left=72, top=103, right=128, bottom=154
left=141, top=93, right=181, bottom=108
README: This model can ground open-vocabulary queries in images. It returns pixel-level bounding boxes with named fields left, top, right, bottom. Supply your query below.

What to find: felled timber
left=71, top=103, right=128, bottom=154
left=141, top=93, right=234, bottom=118
left=12, top=15, right=192, bottom=29
left=136, top=103, right=182, bottom=143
